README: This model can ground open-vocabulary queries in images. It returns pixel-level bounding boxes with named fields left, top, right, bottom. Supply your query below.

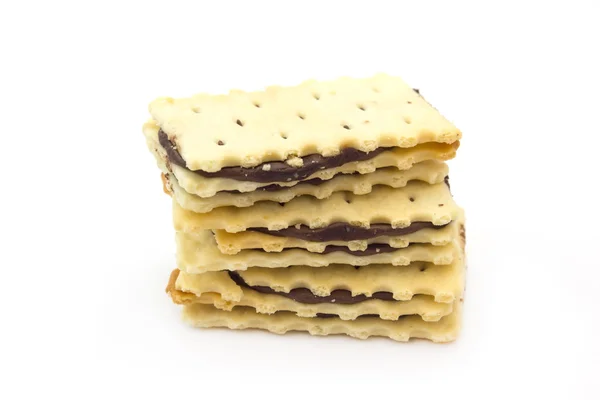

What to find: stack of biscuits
left=143, top=74, right=465, bottom=342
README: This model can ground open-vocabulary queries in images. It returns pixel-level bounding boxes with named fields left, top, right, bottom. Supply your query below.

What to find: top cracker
left=149, top=73, right=461, bottom=172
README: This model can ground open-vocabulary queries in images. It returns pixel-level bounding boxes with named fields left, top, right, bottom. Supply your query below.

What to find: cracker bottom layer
left=181, top=303, right=462, bottom=343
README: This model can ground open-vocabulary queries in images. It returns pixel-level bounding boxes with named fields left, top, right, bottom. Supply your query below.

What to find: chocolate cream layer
left=228, top=271, right=397, bottom=305
left=159, top=129, right=389, bottom=183
left=249, top=221, right=450, bottom=242
left=316, top=313, right=378, bottom=318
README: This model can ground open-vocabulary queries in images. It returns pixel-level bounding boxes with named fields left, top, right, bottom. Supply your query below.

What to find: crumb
left=286, top=157, right=304, bottom=167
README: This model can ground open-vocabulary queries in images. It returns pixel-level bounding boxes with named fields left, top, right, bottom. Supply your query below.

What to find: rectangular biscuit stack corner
left=143, top=74, right=466, bottom=343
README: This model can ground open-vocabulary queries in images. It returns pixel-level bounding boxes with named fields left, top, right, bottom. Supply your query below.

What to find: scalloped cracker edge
left=181, top=302, right=462, bottom=343
left=169, top=251, right=465, bottom=304
left=173, top=181, right=460, bottom=233
left=144, top=120, right=458, bottom=197
left=177, top=230, right=458, bottom=272
left=168, top=161, right=448, bottom=212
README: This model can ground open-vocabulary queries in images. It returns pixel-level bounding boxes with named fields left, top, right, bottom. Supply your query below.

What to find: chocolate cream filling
left=249, top=221, right=449, bottom=242
left=159, top=129, right=389, bottom=183
left=228, top=271, right=397, bottom=305
left=315, top=313, right=380, bottom=318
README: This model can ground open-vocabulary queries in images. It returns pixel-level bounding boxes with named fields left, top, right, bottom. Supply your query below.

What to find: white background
left=1, top=1, right=599, bottom=398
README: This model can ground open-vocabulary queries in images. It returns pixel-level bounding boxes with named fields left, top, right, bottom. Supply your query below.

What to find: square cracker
left=168, top=249, right=465, bottom=306
left=144, top=119, right=458, bottom=198
left=235, top=257, right=465, bottom=304
left=213, top=219, right=460, bottom=254
left=176, top=230, right=458, bottom=272
left=173, top=181, right=461, bottom=233
left=181, top=302, right=462, bottom=343
left=148, top=74, right=461, bottom=172
left=167, top=161, right=449, bottom=213
left=167, top=269, right=455, bottom=322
